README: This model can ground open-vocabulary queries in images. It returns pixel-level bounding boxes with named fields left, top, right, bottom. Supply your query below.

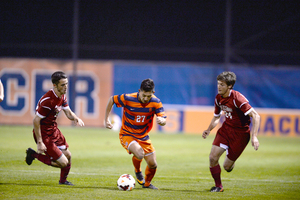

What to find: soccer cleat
left=210, top=186, right=224, bottom=192
left=25, top=148, right=36, bottom=165
left=135, top=171, right=145, bottom=185
left=142, top=184, right=159, bottom=190
left=59, top=181, right=74, bottom=186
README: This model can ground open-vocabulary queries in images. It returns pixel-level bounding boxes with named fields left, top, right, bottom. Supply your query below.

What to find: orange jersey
left=113, top=92, right=166, bottom=141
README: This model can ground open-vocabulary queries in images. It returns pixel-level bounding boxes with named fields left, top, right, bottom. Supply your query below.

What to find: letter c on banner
left=0, top=70, right=28, bottom=113
left=279, top=116, right=291, bottom=135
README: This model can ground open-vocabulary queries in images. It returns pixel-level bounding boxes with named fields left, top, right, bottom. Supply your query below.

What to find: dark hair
left=140, top=78, right=155, bottom=92
left=217, top=71, right=236, bottom=88
left=51, top=71, right=67, bottom=85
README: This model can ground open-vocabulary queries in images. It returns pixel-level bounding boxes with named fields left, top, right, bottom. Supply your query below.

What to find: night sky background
left=1, top=0, right=299, bottom=66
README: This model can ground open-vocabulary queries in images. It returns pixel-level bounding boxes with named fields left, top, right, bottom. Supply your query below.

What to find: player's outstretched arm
left=202, top=115, right=220, bottom=139
left=63, top=108, right=85, bottom=126
left=248, top=109, right=260, bottom=151
left=104, top=96, right=114, bottom=129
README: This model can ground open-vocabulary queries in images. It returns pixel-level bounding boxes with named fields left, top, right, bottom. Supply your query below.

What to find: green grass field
left=0, top=125, right=300, bottom=199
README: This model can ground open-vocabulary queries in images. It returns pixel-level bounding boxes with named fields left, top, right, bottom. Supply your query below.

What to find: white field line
left=0, top=169, right=299, bottom=184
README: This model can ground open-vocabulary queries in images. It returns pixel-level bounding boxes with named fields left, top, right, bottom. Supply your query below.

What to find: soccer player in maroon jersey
left=202, top=71, right=260, bottom=192
left=25, top=71, right=84, bottom=185
left=104, top=78, right=167, bottom=190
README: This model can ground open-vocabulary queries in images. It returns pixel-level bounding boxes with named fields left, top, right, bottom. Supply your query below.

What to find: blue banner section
left=229, top=66, right=300, bottom=109
left=113, top=63, right=300, bottom=111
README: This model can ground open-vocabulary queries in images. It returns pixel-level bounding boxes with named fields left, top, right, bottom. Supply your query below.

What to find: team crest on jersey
left=54, top=105, right=62, bottom=117
left=220, top=105, right=232, bottom=112
left=220, top=105, right=233, bottom=119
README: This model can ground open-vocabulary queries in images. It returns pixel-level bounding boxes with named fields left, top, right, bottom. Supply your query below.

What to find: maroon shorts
left=213, top=123, right=250, bottom=161
left=33, top=127, right=69, bottom=161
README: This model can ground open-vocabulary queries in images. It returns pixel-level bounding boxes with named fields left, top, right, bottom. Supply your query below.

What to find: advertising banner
left=1, top=58, right=299, bottom=137
left=0, top=58, right=113, bottom=127
left=152, top=105, right=300, bottom=137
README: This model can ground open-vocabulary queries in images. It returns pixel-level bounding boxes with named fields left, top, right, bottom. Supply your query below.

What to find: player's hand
left=105, top=119, right=113, bottom=129
left=251, top=136, right=259, bottom=151
left=74, top=118, right=85, bottom=126
left=202, top=130, right=210, bottom=139
left=157, top=116, right=166, bottom=126
left=37, top=141, right=47, bottom=154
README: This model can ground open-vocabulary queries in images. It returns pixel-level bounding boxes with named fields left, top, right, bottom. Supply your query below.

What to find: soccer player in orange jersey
left=105, top=78, right=167, bottom=189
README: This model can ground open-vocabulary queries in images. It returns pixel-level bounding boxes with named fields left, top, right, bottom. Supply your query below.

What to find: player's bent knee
left=224, top=166, right=233, bottom=172
left=56, top=154, right=69, bottom=168
left=224, top=166, right=234, bottom=172
left=224, top=163, right=235, bottom=172
left=225, top=168, right=233, bottom=172
left=149, top=162, right=157, bottom=169
left=58, top=160, right=68, bottom=168
left=62, top=149, right=71, bottom=161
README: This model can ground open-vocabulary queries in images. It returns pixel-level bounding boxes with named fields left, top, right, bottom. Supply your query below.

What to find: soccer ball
left=117, top=174, right=135, bottom=191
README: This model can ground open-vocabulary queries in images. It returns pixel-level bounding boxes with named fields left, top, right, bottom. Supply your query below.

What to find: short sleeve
left=36, top=98, right=52, bottom=118
left=155, top=102, right=166, bottom=118
left=214, top=96, right=221, bottom=117
left=113, top=94, right=126, bottom=107
left=234, top=92, right=252, bottom=115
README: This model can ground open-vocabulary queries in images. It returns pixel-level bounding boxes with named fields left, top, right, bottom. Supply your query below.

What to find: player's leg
left=209, top=145, right=226, bottom=167
left=51, top=153, right=68, bottom=167
left=26, top=142, right=64, bottom=167
left=224, top=130, right=250, bottom=173
left=209, top=125, right=231, bottom=192
left=143, top=152, right=158, bottom=189
left=128, top=141, right=145, bottom=160
left=26, top=132, right=53, bottom=166
left=55, top=132, right=73, bottom=185
left=223, top=156, right=235, bottom=172
left=128, top=141, right=145, bottom=185
left=27, top=131, right=63, bottom=167
left=58, top=148, right=73, bottom=185
left=209, top=145, right=226, bottom=192
left=140, top=139, right=158, bottom=190
left=25, top=147, right=50, bottom=165
left=26, top=147, right=67, bottom=167
left=132, top=156, right=143, bottom=173
left=45, top=137, right=69, bottom=168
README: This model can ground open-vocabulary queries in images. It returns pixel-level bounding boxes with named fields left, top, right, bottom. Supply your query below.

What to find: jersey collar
left=51, top=89, right=59, bottom=99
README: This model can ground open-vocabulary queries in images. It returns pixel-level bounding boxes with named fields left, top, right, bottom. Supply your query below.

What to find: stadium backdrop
left=0, top=58, right=299, bottom=137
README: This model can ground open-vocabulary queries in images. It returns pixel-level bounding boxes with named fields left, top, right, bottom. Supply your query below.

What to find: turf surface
left=0, top=125, right=299, bottom=199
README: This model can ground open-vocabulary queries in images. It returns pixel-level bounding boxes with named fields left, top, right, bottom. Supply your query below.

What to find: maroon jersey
left=214, top=90, right=253, bottom=129
left=35, top=89, right=69, bottom=132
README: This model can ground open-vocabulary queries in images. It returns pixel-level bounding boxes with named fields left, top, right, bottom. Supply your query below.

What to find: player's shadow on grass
left=0, top=182, right=117, bottom=191
left=159, top=188, right=206, bottom=193
left=1, top=182, right=209, bottom=192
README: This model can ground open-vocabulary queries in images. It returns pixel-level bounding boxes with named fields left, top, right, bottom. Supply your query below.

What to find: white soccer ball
left=117, top=174, right=135, bottom=191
